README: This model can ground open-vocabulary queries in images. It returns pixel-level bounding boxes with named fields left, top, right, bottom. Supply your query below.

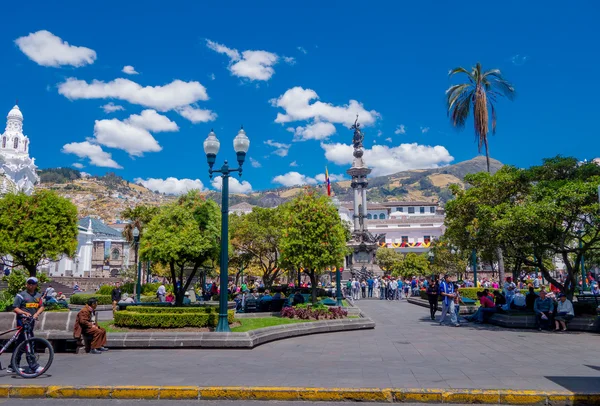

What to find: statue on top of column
left=351, top=116, right=364, bottom=150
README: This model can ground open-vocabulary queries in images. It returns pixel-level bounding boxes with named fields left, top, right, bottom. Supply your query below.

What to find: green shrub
left=140, top=296, right=158, bottom=303
left=114, top=310, right=234, bottom=328
left=123, top=306, right=218, bottom=314
left=97, top=285, right=114, bottom=295
left=70, top=294, right=112, bottom=305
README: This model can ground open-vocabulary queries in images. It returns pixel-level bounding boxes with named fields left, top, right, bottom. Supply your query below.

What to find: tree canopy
left=140, top=192, right=220, bottom=305
left=279, top=192, right=348, bottom=302
left=0, top=190, right=78, bottom=276
left=445, top=156, right=600, bottom=298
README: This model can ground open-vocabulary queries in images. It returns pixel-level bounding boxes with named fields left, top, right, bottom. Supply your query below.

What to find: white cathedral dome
left=7, top=105, right=23, bottom=121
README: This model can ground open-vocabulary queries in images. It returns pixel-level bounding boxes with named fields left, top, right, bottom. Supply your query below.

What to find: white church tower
left=0, top=104, right=39, bottom=195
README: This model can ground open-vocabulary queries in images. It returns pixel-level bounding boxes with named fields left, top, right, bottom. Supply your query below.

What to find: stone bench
left=487, top=313, right=600, bottom=332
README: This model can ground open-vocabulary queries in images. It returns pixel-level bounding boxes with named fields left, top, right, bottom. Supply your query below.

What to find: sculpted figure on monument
left=351, top=117, right=364, bottom=150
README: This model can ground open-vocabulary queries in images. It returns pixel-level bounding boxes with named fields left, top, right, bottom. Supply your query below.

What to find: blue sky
left=1, top=1, right=599, bottom=194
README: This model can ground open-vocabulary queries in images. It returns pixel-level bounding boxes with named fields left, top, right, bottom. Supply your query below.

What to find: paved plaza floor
left=2, top=299, right=598, bottom=391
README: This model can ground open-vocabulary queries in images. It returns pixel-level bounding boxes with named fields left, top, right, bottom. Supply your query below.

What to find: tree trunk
left=485, top=141, right=505, bottom=285
left=309, top=271, right=317, bottom=304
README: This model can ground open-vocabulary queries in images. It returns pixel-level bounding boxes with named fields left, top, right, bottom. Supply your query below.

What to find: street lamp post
left=133, top=227, right=141, bottom=302
left=336, top=267, right=343, bottom=306
left=204, top=127, right=250, bottom=333
left=471, top=248, right=478, bottom=287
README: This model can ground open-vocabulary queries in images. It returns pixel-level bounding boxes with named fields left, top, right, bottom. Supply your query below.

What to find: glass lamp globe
left=233, top=127, right=250, bottom=154
left=203, top=129, right=220, bottom=156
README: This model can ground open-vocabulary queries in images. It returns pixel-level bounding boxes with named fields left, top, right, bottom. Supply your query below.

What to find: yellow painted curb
left=0, top=384, right=598, bottom=404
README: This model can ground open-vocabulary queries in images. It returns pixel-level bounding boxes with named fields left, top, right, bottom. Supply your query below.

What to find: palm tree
left=446, top=62, right=515, bottom=173
left=446, top=62, right=515, bottom=284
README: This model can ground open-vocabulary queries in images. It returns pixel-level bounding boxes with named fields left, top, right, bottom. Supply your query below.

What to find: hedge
left=97, top=282, right=165, bottom=296
left=69, top=294, right=112, bottom=305
left=122, top=306, right=219, bottom=314
left=114, top=309, right=234, bottom=328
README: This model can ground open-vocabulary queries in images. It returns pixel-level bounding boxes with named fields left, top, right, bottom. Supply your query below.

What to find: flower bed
left=280, top=304, right=347, bottom=320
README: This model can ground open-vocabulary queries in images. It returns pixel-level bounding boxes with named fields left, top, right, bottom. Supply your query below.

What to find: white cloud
left=15, top=30, right=96, bottom=67
left=377, top=130, right=383, bottom=137
left=62, top=141, right=122, bottom=169
left=135, top=177, right=205, bottom=195
left=101, top=102, right=124, bottom=113
left=283, top=56, right=296, bottom=65
left=176, top=105, right=217, bottom=123
left=125, top=109, right=179, bottom=132
left=122, top=65, right=139, bottom=75
left=211, top=177, right=253, bottom=194
left=93, top=110, right=178, bottom=157
left=270, top=86, right=379, bottom=127
left=395, top=124, right=406, bottom=135
left=289, top=122, right=336, bottom=141
left=264, top=140, right=291, bottom=157
left=511, top=54, right=528, bottom=66
left=272, top=171, right=317, bottom=187
left=206, top=39, right=279, bottom=81
left=249, top=157, right=261, bottom=168
left=72, top=163, right=84, bottom=169
left=321, top=142, right=454, bottom=177
left=209, top=73, right=216, bottom=80
left=289, top=161, right=298, bottom=167
left=385, top=137, right=392, bottom=142
left=420, top=126, right=430, bottom=134
left=297, top=47, right=307, bottom=54
left=314, top=173, right=345, bottom=182
left=58, top=77, right=209, bottom=111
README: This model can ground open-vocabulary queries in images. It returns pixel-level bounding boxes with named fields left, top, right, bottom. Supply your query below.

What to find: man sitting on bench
left=74, top=298, right=108, bottom=354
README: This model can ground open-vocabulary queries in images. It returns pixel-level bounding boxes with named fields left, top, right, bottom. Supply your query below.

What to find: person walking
left=439, top=275, right=459, bottom=327
left=426, top=278, right=439, bottom=320
left=111, top=282, right=122, bottom=314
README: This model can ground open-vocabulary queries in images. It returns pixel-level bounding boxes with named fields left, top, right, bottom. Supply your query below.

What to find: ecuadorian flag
left=325, top=167, right=331, bottom=196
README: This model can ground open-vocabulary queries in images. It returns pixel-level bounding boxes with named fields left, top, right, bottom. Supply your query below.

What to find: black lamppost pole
left=133, top=227, right=141, bottom=302
left=204, top=127, right=250, bottom=333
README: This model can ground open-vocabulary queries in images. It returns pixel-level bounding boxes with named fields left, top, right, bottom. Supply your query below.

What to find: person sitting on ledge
left=554, top=293, right=574, bottom=332
left=510, top=289, right=528, bottom=311
left=493, top=290, right=506, bottom=307
left=119, top=293, right=135, bottom=304
left=526, top=287, right=537, bottom=311
left=292, top=291, right=305, bottom=306
left=260, top=290, right=273, bottom=302
left=74, top=298, right=108, bottom=355
left=466, top=291, right=496, bottom=323
left=272, top=290, right=285, bottom=300
left=534, top=290, right=554, bottom=331
left=183, top=292, right=191, bottom=305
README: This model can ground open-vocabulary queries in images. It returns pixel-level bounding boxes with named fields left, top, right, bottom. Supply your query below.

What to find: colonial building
left=0, top=104, right=39, bottom=195
left=40, top=217, right=135, bottom=278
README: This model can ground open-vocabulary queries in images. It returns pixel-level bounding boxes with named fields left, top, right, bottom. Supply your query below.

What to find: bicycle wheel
left=11, top=337, right=54, bottom=379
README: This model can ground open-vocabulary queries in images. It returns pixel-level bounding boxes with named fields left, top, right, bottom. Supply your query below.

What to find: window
left=420, top=207, right=425, bottom=214
left=24, top=140, right=28, bottom=152
left=408, top=207, right=415, bottom=214
left=396, top=207, right=403, bottom=212
left=401, top=236, right=408, bottom=244
left=367, top=213, right=372, bottom=219
left=430, top=206, right=436, bottom=213
left=111, top=249, right=120, bottom=260
left=379, top=213, right=385, bottom=219
left=13, top=138, right=18, bottom=149
left=1, top=137, right=5, bottom=148
left=424, top=235, right=431, bottom=244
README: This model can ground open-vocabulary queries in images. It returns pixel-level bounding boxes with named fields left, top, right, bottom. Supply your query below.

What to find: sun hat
left=26, top=277, right=38, bottom=284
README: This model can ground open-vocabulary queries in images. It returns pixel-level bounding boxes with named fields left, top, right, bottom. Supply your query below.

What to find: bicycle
left=0, top=317, right=54, bottom=378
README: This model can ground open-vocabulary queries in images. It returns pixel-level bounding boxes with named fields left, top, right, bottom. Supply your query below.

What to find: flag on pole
left=325, top=167, right=331, bottom=196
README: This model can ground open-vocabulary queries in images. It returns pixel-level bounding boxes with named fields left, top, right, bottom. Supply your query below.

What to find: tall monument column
left=345, top=118, right=385, bottom=279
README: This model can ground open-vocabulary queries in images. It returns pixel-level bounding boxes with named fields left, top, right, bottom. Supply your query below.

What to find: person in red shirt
left=466, top=291, right=497, bottom=324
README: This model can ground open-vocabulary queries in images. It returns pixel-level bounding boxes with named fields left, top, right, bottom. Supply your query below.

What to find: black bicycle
left=0, top=317, right=54, bottom=378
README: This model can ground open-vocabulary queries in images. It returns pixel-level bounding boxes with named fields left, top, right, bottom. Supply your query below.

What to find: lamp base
left=215, top=315, right=231, bottom=333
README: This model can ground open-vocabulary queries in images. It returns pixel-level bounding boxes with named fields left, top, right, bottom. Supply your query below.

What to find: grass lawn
left=98, top=321, right=126, bottom=333
left=231, top=317, right=316, bottom=332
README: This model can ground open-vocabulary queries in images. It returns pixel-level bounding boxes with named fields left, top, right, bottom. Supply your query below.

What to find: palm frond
left=450, top=91, right=472, bottom=129
left=446, top=84, right=473, bottom=114
left=483, top=69, right=516, bottom=100
left=490, top=103, right=497, bottom=134
left=448, top=67, right=475, bottom=83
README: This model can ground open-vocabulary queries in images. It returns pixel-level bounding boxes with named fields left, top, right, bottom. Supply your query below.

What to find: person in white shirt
left=373, top=278, right=380, bottom=298
left=157, top=285, right=166, bottom=302
left=554, top=293, right=574, bottom=331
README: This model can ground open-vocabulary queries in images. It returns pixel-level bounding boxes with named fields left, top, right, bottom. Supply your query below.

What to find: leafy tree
left=445, top=157, right=600, bottom=299
left=446, top=62, right=516, bottom=282
left=375, top=248, right=403, bottom=275
left=121, top=204, right=159, bottom=286
left=0, top=191, right=78, bottom=277
left=428, top=238, right=469, bottom=278
left=229, top=207, right=284, bottom=287
left=140, top=193, right=220, bottom=305
left=279, top=192, right=348, bottom=303
left=393, top=252, right=430, bottom=278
